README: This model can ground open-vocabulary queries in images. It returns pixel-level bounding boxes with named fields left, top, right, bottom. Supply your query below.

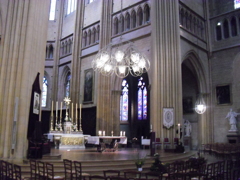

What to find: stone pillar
left=150, top=0, right=182, bottom=144
left=0, top=0, right=49, bottom=160
left=71, top=0, right=85, bottom=105
left=96, top=0, right=113, bottom=134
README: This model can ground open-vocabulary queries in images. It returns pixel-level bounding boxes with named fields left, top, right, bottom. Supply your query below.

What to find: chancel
left=1, top=0, right=240, bottom=178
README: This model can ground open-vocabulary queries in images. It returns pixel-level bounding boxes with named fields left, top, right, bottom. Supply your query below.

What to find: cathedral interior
left=1, top=0, right=240, bottom=160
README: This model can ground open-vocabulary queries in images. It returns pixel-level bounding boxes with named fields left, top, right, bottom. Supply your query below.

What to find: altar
left=87, top=136, right=127, bottom=152
left=46, top=133, right=88, bottom=149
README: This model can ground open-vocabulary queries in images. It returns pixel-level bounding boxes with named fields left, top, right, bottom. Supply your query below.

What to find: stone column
left=70, top=0, right=85, bottom=128
left=0, top=0, right=49, bottom=159
left=96, top=0, right=113, bottom=134
left=150, top=0, right=182, bottom=144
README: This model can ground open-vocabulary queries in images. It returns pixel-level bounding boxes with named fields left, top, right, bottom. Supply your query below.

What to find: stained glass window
left=66, top=74, right=71, bottom=97
left=138, top=77, right=147, bottom=120
left=120, top=79, right=129, bottom=121
left=42, top=77, right=48, bottom=107
left=235, top=0, right=240, bottom=9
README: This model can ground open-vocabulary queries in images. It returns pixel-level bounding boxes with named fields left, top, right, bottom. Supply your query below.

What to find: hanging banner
left=163, top=108, right=174, bottom=129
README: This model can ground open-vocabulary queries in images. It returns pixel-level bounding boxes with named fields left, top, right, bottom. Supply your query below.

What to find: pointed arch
left=131, top=10, right=137, bottom=28
left=182, top=50, right=208, bottom=93
left=49, top=44, right=54, bottom=58
left=113, top=17, right=119, bottom=35
left=92, top=27, right=96, bottom=43
left=223, top=19, right=229, bottom=39
left=82, top=31, right=87, bottom=47
left=119, top=14, right=124, bottom=33
left=60, top=66, right=71, bottom=99
left=125, top=12, right=130, bottom=31
left=137, top=7, right=143, bottom=26
left=88, top=29, right=91, bottom=46
left=143, top=4, right=150, bottom=23
left=231, top=16, right=237, bottom=37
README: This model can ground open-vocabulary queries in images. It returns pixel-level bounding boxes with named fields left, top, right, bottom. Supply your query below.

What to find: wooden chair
left=123, top=170, right=141, bottom=179
left=30, top=159, right=39, bottom=180
left=205, top=162, right=215, bottom=180
left=173, top=137, right=179, bottom=146
left=103, top=170, right=120, bottom=179
left=7, top=161, right=14, bottom=180
left=37, top=161, right=47, bottom=180
left=74, top=160, right=90, bottom=180
left=14, top=164, right=28, bottom=180
left=46, top=162, right=64, bottom=180
left=232, top=167, right=240, bottom=180
left=0, top=160, right=2, bottom=180
left=163, top=138, right=170, bottom=149
left=63, top=159, right=76, bottom=180
left=1, top=160, right=8, bottom=180
left=155, top=138, right=162, bottom=149
left=89, top=175, right=108, bottom=180
left=145, top=171, right=163, bottom=180
left=109, top=177, right=128, bottom=180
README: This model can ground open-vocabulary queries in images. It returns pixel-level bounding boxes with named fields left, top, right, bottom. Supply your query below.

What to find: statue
left=225, top=109, right=240, bottom=131
left=184, top=119, right=192, bottom=137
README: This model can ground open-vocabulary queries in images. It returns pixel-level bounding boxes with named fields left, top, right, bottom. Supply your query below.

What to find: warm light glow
left=104, top=64, right=112, bottom=72
left=139, top=58, right=146, bottom=68
left=195, top=94, right=206, bottom=114
left=92, top=40, right=150, bottom=78
left=132, top=65, right=140, bottom=72
left=115, top=50, right=124, bottom=62
left=118, top=66, right=126, bottom=74
left=131, top=52, right=140, bottom=63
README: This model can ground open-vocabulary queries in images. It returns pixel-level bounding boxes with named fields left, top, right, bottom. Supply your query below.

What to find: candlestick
left=111, top=131, right=113, bottom=136
left=60, top=102, right=62, bottom=118
left=123, top=131, right=125, bottom=136
left=99, top=130, right=102, bottom=136
left=178, top=124, right=181, bottom=140
left=80, top=104, right=82, bottom=119
left=51, top=101, right=53, bottom=117
left=76, top=103, right=78, bottom=120
left=56, top=101, right=58, bottom=117
left=71, top=103, right=73, bottom=122
left=103, top=131, right=105, bottom=136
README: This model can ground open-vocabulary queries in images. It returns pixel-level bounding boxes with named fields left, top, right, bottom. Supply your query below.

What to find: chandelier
left=195, top=93, right=206, bottom=114
left=92, top=39, right=150, bottom=78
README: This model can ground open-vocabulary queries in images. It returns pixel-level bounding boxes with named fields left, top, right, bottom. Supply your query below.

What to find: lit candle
left=60, top=102, right=62, bottom=118
left=111, top=131, right=113, bottom=136
left=103, top=131, right=105, bottom=136
left=123, top=131, right=125, bottom=136
left=51, top=101, right=53, bottom=117
left=120, top=131, right=122, bottom=136
left=178, top=124, right=180, bottom=139
left=56, top=101, right=58, bottom=117
left=99, top=130, right=102, bottom=136
left=76, top=103, right=78, bottom=120
left=80, top=104, right=82, bottom=119
left=71, top=103, right=73, bottom=121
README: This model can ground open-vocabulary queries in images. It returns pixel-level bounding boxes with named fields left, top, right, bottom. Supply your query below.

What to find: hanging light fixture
left=91, top=0, right=150, bottom=78
left=92, top=39, right=150, bottom=78
left=195, top=93, right=206, bottom=114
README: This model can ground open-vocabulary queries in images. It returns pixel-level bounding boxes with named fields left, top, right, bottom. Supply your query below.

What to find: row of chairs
left=203, top=143, right=240, bottom=159
left=0, top=160, right=28, bottom=180
left=162, top=158, right=240, bottom=180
